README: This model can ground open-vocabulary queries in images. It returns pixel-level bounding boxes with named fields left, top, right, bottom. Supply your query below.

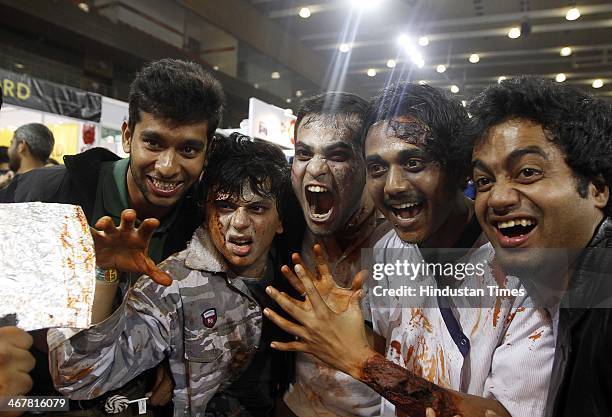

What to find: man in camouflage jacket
left=48, top=135, right=298, bottom=417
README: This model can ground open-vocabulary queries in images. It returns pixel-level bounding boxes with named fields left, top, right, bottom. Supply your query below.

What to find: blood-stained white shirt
left=369, top=230, right=555, bottom=417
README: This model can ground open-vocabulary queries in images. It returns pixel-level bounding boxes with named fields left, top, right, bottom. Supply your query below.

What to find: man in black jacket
left=0, top=58, right=225, bottom=416
left=469, top=76, right=612, bottom=417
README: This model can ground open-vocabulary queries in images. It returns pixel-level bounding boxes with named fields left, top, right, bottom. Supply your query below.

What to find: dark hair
left=203, top=133, right=293, bottom=220
left=128, top=59, right=225, bottom=140
left=13, top=123, right=55, bottom=163
left=469, top=76, right=612, bottom=216
left=368, top=82, right=471, bottom=187
left=202, top=133, right=305, bottom=264
left=0, top=146, right=8, bottom=164
left=295, top=92, right=369, bottom=152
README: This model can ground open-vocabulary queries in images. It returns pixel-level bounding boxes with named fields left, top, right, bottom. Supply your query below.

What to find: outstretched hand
left=91, top=209, right=172, bottom=286
left=264, top=244, right=374, bottom=379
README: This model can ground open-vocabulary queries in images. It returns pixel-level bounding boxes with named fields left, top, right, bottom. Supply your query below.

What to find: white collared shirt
left=370, top=230, right=555, bottom=417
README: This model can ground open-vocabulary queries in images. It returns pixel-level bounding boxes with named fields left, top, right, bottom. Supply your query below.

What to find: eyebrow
left=366, top=147, right=427, bottom=164
left=506, top=146, right=548, bottom=164
left=140, top=130, right=206, bottom=148
left=472, top=145, right=548, bottom=173
left=295, top=141, right=354, bottom=154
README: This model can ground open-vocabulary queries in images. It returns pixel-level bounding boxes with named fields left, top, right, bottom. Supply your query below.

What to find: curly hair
left=469, top=76, right=612, bottom=216
left=367, top=82, right=472, bottom=188
left=128, top=59, right=225, bottom=140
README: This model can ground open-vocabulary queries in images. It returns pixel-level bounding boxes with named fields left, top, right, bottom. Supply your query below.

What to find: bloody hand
left=91, top=209, right=172, bottom=286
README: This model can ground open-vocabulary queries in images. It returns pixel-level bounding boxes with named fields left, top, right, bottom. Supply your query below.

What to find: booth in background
left=0, top=68, right=129, bottom=162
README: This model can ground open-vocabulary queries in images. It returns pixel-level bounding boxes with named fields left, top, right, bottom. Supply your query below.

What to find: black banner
left=1, top=68, right=102, bottom=122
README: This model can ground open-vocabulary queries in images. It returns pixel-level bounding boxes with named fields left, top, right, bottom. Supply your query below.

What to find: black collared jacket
left=546, top=217, right=612, bottom=417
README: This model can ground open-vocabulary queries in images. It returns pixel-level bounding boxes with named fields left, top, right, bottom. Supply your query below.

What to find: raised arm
left=264, top=247, right=508, bottom=417
left=89, top=209, right=172, bottom=322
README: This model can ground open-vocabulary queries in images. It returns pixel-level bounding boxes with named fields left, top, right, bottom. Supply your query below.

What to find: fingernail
left=263, top=308, right=270, bottom=316
left=270, top=342, right=277, bottom=348
left=266, top=286, right=272, bottom=294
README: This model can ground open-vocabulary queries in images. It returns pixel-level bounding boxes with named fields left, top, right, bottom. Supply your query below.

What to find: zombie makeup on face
left=292, top=119, right=367, bottom=237
left=206, top=184, right=283, bottom=278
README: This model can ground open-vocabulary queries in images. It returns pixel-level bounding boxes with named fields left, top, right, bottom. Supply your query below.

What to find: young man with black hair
left=282, top=92, right=389, bottom=417
left=0, top=58, right=225, bottom=416
left=49, top=135, right=298, bottom=417
left=265, top=83, right=555, bottom=417
left=469, top=77, right=612, bottom=417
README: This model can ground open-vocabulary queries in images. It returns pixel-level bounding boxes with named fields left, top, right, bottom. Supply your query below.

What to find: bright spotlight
left=469, top=54, right=480, bottom=63
left=418, top=80, right=426, bottom=85
left=351, top=0, right=382, bottom=10
left=367, top=68, right=377, bottom=77
left=271, top=72, right=280, bottom=79
left=450, top=85, right=459, bottom=93
left=436, top=64, right=446, bottom=73
left=299, top=7, right=311, bottom=18
left=386, top=59, right=396, bottom=68
left=339, top=43, right=351, bottom=53
left=498, top=76, right=507, bottom=84
left=418, top=36, right=429, bottom=46
left=508, top=27, right=521, bottom=39
left=560, top=47, right=572, bottom=57
left=555, top=73, right=566, bottom=83
left=566, top=7, right=580, bottom=21
left=398, top=34, right=410, bottom=46
left=592, top=79, right=604, bottom=89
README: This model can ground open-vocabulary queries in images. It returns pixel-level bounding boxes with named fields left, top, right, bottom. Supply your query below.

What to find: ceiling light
left=566, top=7, right=580, bottom=21
left=418, top=36, right=429, bottom=46
left=555, top=73, right=566, bottom=83
left=398, top=34, right=410, bottom=46
left=508, top=27, right=521, bottom=39
left=414, top=56, right=425, bottom=68
left=213, top=65, right=219, bottom=71
left=286, top=98, right=292, bottom=103
left=78, top=2, right=90, bottom=12
left=436, top=64, right=446, bottom=73
left=299, top=7, right=311, bottom=18
left=386, top=59, right=396, bottom=68
left=560, top=46, right=572, bottom=57
left=271, top=72, right=280, bottom=79
left=592, top=79, right=604, bottom=89
left=339, top=43, right=351, bottom=53
left=350, top=0, right=382, bottom=10
left=469, top=54, right=480, bottom=63
left=418, top=80, right=426, bottom=85
left=367, top=68, right=377, bottom=77
left=295, top=90, right=303, bottom=97
left=498, top=76, right=507, bottom=83
left=450, top=85, right=459, bottom=93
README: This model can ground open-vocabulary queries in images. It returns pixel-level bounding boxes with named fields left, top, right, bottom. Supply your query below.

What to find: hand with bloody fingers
left=264, top=244, right=375, bottom=380
left=91, top=209, right=172, bottom=286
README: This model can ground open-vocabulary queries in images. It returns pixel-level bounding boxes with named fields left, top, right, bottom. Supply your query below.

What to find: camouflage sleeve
left=48, top=272, right=181, bottom=400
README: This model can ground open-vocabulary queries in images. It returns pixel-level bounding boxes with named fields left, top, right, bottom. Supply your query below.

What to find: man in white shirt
left=265, top=82, right=555, bottom=417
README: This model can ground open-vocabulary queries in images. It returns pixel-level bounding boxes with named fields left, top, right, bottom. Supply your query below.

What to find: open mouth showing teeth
left=148, top=177, right=181, bottom=191
left=497, top=218, right=536, bottom=238
left=390, top=201, right=422, bottom=220
left=229, top=237, right=253, bottom=246
left=305, top=185, right=334, bottom=219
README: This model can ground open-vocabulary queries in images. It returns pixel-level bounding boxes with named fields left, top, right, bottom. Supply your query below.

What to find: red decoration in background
left=82, top=124, right=95, bottom=145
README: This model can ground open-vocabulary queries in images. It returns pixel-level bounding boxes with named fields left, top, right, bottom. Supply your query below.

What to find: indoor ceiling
left=246, top=0, right=612, bottom=101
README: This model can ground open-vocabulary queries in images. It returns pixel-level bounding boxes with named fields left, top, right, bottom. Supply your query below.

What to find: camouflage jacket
left=48, top=227, right=263, bottom=417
